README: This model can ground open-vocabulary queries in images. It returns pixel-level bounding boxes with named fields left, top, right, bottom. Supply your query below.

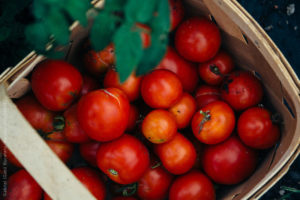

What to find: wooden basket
left=0, top=0, right=299, bottom=199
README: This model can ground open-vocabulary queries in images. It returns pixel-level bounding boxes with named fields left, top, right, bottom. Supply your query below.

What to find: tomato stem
left=116, top=183, right=138, bottom=197
left=197, top=110, right=211, bottom=134
left=109, top=168, right=118, bottom=176
left=151, top=161, right=161, bottom=169
left=53, top=115, right=65, bottom=131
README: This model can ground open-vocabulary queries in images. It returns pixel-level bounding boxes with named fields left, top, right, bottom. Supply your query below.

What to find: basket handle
left=0, top=85, right=96, bottom=200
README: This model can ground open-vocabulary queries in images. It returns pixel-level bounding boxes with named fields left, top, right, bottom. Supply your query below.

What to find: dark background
left=0, top=0, right=299, bottom=199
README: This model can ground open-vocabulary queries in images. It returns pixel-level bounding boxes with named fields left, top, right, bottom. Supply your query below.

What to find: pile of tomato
left=1, top=0, right=281, bottom=200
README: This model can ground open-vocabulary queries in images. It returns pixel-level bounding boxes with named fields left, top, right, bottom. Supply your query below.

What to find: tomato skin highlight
left=97, top=134, right=150, bottom=184
left=31, top=59, right=83, bottom=111
left=198, top=50, right=234, bottom=85
left=16, top=95, right=56, bottom=133
left=191, top=101, right=235, bottom=144
left=221, top=71, right=263, bottom=111
left=169, top=171, right=215, bottom=200
left=202, top=136, right=257, bottom=185
left=154, top=133, right=196, bottom=175
left=142, top=109, right=177, bottom=144
left=77, top=88, right=130, bottom=142
left=79, top=141, right=101, bottom=167
left=141, top=69, right=183, bottom=109
left=156, top=47, right=199, bottom=93
left=137, top=164, right=173, bottom=200
left=169, top=92, right=197, bottom=129
left=175, top=17, right=221, bottom=62
left=237, top=107, right=280, bottom=149
left=194, top=85, right=221, bottom=109
left=63, top=104, right=91, bottom=143
left=104, top=69, right=142, bottom=102
left=6, top=169, right=42, bottom=200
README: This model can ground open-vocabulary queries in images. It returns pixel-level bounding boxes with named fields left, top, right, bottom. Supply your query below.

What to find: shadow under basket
left=0, top=0, right=299, bottom=200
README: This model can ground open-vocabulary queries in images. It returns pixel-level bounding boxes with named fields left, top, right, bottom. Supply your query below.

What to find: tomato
left=0, top=141, right=22, bottom=168
left=175, top=17, right=221, bottom=62
left=46, top=131, right=74, bottom=163
left=77, top=88, right=130, bottom=142
left=103, top=69, right=142, bottom=101
left=169, top=171, right=215, bottom=200
left=202, top=136, right=257, bottom=185
left=169, top=93, right=197, bottom=129
left=156, top=47, right=199, bottom=93
left=15, top=95, right=56, bottom=133
left=141, top=69, right=183, bottom=109
left=6, top=169, right=42, bottom=200
left=97, top=134, right=150, bottom=184
left=126, top=104, right=139, bottom=131
left=221, top=71, right=263, bottom=111
left=169, top=0, right=184, bottom=31
left=83, top=43, right=115, bottom=76
left=142, top=109, right=177, bottom=144
left=237, top=107, right=280, bottom=149
left=44, top=167, right=106, bottom=200
left=79, top=141, right=101, bottom=167
left=191, top=101, right=235, bottom=144
left=72, top=167, right=106, bottom=200
left=194, top=85, right=221, bottom=109
left=137, top=162, right=173, bottom=200
left=198, top=50, right=234, bottom=85
left=63, top=104, right=91, bottom=143
left=80, top=75, right=99, bottom=96
left=31, top=59, right=83, bottom=111
left=136, top=23, right=151, bottom=48
left=154, top=133, right=196, bottom=175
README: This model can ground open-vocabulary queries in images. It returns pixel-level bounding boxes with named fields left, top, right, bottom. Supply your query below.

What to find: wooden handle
left=0, top=85, right=96, bottom=200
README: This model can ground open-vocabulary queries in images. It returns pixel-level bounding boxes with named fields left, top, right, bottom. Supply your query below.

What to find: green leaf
left=125, top=0, right=156, bottom=23
left=91, top=11, right=119, bottom=51
left=105, top=0, right=128, bottom=11
left=0, top=26, right=11, bottom=42
left=113, top=22, right=143, bottom=82
left=136, top=30, right=169, bottom=75
left=64, top=0, right=90, bottom=26
left=151, top=0, right=170, bottom=32
left=25, top=22, right=50, bottom=52
left=46, top=7, right=70, bottom=45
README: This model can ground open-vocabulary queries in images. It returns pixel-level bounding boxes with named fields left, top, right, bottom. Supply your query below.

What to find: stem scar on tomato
left=109, top=169, right=118, bottom=176
left=197, top=110, right=211, bottom=134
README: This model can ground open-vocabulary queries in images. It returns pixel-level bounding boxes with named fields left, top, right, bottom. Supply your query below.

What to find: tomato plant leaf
left=125, top=0, right=156, bottom=23
left=113, top=22, right=143, bottom=82
left=64, top=0, right=90, bottom=26
left=91, top=11, right=120, bottom=51
left=105, top=0, right=128, bottom=11
left=25, top=22, right=50, bottom=52
left=151, top=0, right=171, bottom=32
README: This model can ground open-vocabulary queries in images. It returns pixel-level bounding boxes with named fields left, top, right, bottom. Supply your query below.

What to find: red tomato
left=16, top=95, right=56, bottom=133
left=141, top=69, right=183, bottom=109
left=77, top=88, right=130, bottom=142
left=79, top=141, right=101, bottom=167
left=202, top=136, right=257, bottom=185
left=154, top=133, right=196, bottom=175
left=0, top=141, right=22, bottom=168
left=31, top=59, right=83, bottom=111
left=237, top=107, right=280, bottom=149
left=126, top=104, right=139, bottom=131
left=191, top=101, right=235, bottom=144
left=169, top=0, right=184, bottom=31
left=175, top=17, right=221, bottom=62
left=80, top=75, right=99, bottom=96
left=83, top=43, right=115, bottom=76
left=136, top=23, right=151, bottom=48
left=6, top=169, right=42, bottom=200
left=137, top=163, right=173, bottom=200
left=72, top=167, right=106, bottom=200
left=63, top=104, right=91, bottom=143
left=97, top=134, right=150, bottom=184
left=103, top=69, right=142, bottom=101
left=46, top=131, right=74, bottom=163
left=195, top=85, right=221, bottom=109
left=142, top=109, right=177, bottom=144
left=169, top=93, right=197, bottom=129
left=221, top=71, right=263, bottom=111
left=198, top=50, right=234, bottom=85
left=156, top=47, right=199, bottom=92
left=169, top=171, right=215, bottom=200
